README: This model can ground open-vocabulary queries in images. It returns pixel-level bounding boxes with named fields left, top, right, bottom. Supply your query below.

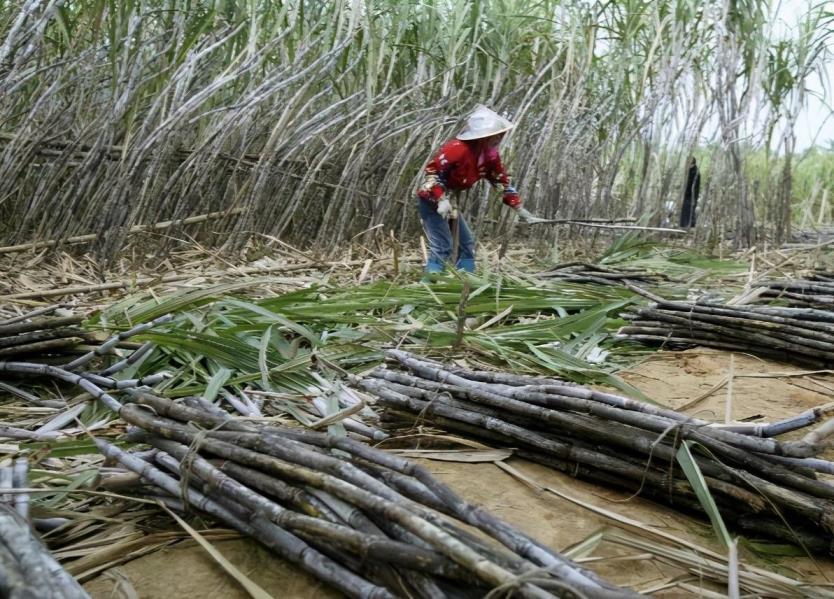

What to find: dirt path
left=85, top=349, right=834, bottom=597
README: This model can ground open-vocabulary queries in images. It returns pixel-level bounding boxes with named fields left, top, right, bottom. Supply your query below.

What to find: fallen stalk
left=365, top=350, right=834, bottom=554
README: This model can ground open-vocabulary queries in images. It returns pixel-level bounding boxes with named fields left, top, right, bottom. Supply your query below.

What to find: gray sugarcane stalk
left=0, top=426, right=62, bottom=442
left=802, top=417, right=834, bottom=447
left=445, top=365, right=580, bottom=388
left=0, top=467, right=11, bottom=504
left=98, top=440, right=395, bottom=599
left=639, top=302, right=834, bottom=336
left=0, top=328, right=90, bottom=349
left=388, top=378, right=771, bottom=509
left=128, top=393, right=618, bottom=595
left=0, top=305, right=68, bottom=327
left=0, top=381, right=65, bottom=408
left=153, top=452, right=419, bottom=597
left=0, top=316, right=84, bottom=337
left=0, top=505, right=87, bottom=598
left=379, top=392, right=834, bottom=546
left=347, top=457, right=449, bottom=513
left=367, top=381, right=769, bottom=514
left=630, top=307, right=834, bottom=353
left=618, top=328, right=831, bottom=368
left=0, top=338, right=86, bottom=358
left=369, top=362, right=834, bottom=534
left=214, top=460, right=344, bottom=522
left=623, top=281, right=834, bottom=324
left=622, top=314, right=831, bottom=358
left=123, top=412, right=561, bottom=598
left=299, top=486, right=448, bottom=592
left=619, top=323, right=765, bottom=346
left=150, top=401, right=427, bottom=516
left=97, top=341, right=154, bottom=376
left=79, top=371, right=168, bottom=390
left=658, top=299, right=834, bottom=324
left=770, top=280, right=834, bottom=292
left=259, top=425, right=647, bottom=595
left=61, top=314, right=173, bottom=371
left=139, top=435, right=559, bottom=599
left=0, top=362, right=123, bottom=412
left=374, top=369, right=728, bottom=435
left=383, top=349, right=831, bottom=462
left=204, top=463, right=460, bottom=598
left=0, top=539, right=33, bottom=598
left=217, top=453, right=467, bottom=592
left=378, top=367, right=834, bottom=439
left=158, top=438, right=600, bottom=596
left=615, top=331, right=803, bottom=359
left=758, top=454, right=834, bottom=476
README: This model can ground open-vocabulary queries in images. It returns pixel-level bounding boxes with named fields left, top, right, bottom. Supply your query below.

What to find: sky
left=775, top=0, right=834, bottom=150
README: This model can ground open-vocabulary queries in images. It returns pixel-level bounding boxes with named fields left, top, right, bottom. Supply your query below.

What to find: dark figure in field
left=680, top=157, right=700, bottom=228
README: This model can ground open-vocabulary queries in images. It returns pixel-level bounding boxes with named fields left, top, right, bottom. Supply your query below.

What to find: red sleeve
left=485, top=154, right=511, bottom=188
left=485, top=153, right=521, bottom=208
left=418, top=140, right=466, bottom=201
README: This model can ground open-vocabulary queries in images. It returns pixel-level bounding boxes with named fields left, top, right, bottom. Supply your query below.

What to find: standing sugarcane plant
left=1, top=0, right=831, bottom=259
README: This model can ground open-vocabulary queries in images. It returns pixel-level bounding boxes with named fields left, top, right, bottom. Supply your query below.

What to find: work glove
left=502, top=191, right=522, bottom=208
left=515, top=206, right=546, bottom=224
left=437, top=198, right=453, bottom=219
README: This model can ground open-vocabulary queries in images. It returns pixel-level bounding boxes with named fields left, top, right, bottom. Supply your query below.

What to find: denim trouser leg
left=418, top=200, right=476, bottom=273
left=455, top=216, right=476, bottom=272
left=418, top=200, right=452, bottom=272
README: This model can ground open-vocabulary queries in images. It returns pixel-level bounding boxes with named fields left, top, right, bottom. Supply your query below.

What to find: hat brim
left=455, top=124, right=513, bottom=141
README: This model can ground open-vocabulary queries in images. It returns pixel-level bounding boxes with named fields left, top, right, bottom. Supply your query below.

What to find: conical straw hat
left=456, top=104, right=514, bottom=140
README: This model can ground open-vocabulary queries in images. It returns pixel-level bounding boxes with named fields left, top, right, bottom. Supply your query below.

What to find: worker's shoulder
left=438, top=138, right=470, bottom=157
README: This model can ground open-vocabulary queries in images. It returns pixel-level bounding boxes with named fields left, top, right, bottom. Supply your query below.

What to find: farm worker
left=416, top=104, right=540, bottom=274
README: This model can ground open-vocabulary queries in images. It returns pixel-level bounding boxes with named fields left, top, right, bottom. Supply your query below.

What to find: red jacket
left=417, top=139, right=521, bottom=208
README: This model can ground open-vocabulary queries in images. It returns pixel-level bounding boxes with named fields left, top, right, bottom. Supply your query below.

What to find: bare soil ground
left=84, top=348, right=834, bottom=598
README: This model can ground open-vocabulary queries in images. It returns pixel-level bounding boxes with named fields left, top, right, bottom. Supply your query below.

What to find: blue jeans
left=418, top=199, right=476, bottom=272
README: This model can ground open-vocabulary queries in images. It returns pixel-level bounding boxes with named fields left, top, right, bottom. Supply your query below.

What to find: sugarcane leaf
left=258, top=325, right=274, bottom=388
left=562, top=529, right=607, bottom=559
left=34, top=468, right=99, bottom=508
left=324, top=389, right=347, bottom=437
left=388, top=449, right=513, bottom=462
left=105, top=280, right=281, bottom=324
left=223, top=299, right=319, bottom=345
left=675, top=441, right=732, bottom=549
left=22, top=438, right=133, bottom=458
left=738, top=538, right=805, bottom=557
left=204, top=368, right=232, bottom=402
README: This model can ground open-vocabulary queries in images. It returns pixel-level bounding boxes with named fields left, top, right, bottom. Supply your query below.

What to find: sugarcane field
left=6, top=1, right=834, bottom=598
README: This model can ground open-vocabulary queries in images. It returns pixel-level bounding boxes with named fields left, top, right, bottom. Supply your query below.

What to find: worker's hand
left=437, top=198, right=453, bottom=219
left=515, top=207, right=545, bottom=224
left=502, top=191, right=522, bottom=208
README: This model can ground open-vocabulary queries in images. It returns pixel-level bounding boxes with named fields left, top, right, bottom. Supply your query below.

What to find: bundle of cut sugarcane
left=1, top=336, right=634, bottom=598
left=617, top=294, right=834, bottom=367
left=0, top=457, right=90, bottom=599
left=0, top=305, right=90, bottom=363
left=538, top=262, right=665, bottom=286
left=755, top=274, right=834, bottom=309
left=97, top=389, right=635, bottom=599
left=363, top=349, right=834, bottom=560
